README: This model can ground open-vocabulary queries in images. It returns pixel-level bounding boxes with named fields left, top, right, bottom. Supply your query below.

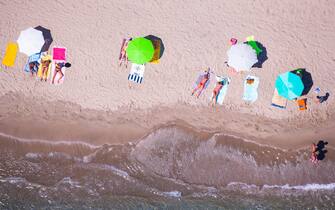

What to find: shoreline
left=0, top=93, right=334, bottom=150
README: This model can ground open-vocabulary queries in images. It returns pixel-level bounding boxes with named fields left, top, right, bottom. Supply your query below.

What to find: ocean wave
left=227, top=181, right=335, bottom=191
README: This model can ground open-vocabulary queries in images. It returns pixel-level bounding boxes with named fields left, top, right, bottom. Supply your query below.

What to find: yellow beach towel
left=2, top=42, right=18, bottom=67
left=37, top=54, right=52, bottom=80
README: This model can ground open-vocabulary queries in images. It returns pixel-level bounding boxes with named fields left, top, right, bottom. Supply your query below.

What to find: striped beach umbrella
left=275, top=71, right=304, bottom=100
left=126, top=37, right=154, bottom=64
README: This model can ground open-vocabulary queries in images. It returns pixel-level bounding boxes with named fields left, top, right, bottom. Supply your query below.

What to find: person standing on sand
left=316, top=92, right=330, bottom=104
left=191, top=68, right=210, bottom=98
left=311, top=143, right=318, bottom=164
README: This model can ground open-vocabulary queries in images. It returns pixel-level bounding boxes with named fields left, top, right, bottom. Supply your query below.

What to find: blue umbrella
left=275, top=72, right=304, bottom=100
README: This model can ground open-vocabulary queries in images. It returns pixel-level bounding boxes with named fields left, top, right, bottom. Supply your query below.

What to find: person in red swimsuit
left=191, top=69, right=210, bottom=98
left=210, top=81, right=224, bottom=106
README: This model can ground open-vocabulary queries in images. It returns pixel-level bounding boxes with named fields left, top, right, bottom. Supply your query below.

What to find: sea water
left=0, top=127, right=334, bottom=209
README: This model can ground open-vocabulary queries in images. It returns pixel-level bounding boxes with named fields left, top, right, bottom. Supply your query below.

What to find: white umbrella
left=227, top=43, right=258, bottom=71
left=17, top=27, right=44, bottom=56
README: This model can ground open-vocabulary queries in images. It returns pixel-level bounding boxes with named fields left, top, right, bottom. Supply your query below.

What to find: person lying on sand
left=210, top=81, right=224, bottom=106
left=29, top=62, right=38, bottom=76
left=191, top=68, right=210, bottom=98
left=41, top=59, right=52, bottom=81
left=52, top=62, right=71, bottom=84
left=119, top=38, right=132, bottom=68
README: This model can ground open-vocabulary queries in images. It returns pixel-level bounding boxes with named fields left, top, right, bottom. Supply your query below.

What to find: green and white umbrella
left=227, top=43, right=258, bottom=71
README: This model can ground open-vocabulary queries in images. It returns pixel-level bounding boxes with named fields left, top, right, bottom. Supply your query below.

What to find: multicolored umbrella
left=126, top=37, right=154, bottom=64
left=275, top=71, right=304, bottom=100
left=227, top=43, right=258, bottom=71
left=17, top=27, right=44, bottom=56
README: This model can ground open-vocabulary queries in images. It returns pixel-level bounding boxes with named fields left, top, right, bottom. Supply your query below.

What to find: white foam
left=162, top=191, right=182, bottom=198
left=0, top=131, right=100, bottom=149
left=263, top=183, right=335, bottom=191
left=227, top=181, right=335, bottom=191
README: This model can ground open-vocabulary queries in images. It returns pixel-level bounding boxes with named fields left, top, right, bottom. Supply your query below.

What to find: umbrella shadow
left=35, top=26, right=53, bottom=53
left=145, top=35, right=165, bottom=60
left=291, top=68, right=313, bottom=95
left=251, top=41, right=268, bottom=68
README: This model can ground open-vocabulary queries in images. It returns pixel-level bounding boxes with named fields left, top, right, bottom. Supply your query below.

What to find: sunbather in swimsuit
left=211, top=81, right=224, bottom=106
left=52, top=62, right=71, bottom=84
left=119, top=38, right=132, bottom=68
left=29, top=62, right=38, bottom=76
left=192, top=70, right=210, bottom=98
left=41, top=59, right=51, bottom=81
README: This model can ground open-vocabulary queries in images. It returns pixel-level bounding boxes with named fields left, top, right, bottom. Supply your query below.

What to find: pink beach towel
left=53, top=47, right=66, bottom=61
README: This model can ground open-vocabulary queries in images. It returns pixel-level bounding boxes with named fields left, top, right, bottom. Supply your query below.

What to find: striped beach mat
left=128, top=63, right=145, bottom=84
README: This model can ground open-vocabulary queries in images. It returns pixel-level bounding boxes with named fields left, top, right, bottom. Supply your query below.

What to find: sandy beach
left=1, top=0, right=335, bottom=208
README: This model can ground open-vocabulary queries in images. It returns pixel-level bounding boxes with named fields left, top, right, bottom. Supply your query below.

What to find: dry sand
left=0, top=0, right=335, bottom=149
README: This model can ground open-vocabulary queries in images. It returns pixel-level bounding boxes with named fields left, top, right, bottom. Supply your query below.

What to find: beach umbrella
left=227, top=43, right=258, bottom=71
left=17, top=27, right=45, bottom=56
left=35, top=26, right=53, bottom=52
left=144, top=35, right=165, bottom=62
left=290, top=69, right=313, bottom=95
left=126, top=37, right=154, bottom=64
left=275, top=71, right=304, bottom=100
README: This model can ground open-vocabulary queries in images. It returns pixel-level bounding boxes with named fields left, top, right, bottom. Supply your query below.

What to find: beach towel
left=194, top=71, right=211, bottom=91
left=24, top=53, right=41, bottom=72
left=128, top=63, right=145, bottom=84
left=271, top=88, right=287, bottom=109
left=215, top=76, right=230, bottom=105
left=50, top=47, right=67, bottom=85
left=2, top=42, right=18, bottom=67
left=297, top=98, right=307, bottom=110
left=243, top=75, right=260, bottom=103
left=52, top=47, right=66, bottom=61
left=37, top=54, right=52, bottom=80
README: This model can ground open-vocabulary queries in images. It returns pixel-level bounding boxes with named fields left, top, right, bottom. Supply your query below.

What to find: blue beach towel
left=243, top=75, right=259, bottom=103
left=24, top=53, right=41, bottom=73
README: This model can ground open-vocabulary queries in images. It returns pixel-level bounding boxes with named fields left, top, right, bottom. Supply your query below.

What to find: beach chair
left=271, top=89, right=287, bottom=109
left=51, top=47, right=67, bottom=84
left=24, top=53, right=41, bottom=73
left=2, top=42, right=18, bottom=68
left=297, top=98, right=307, bottom=110
left=243, top=75, right=260, bottom=103
left=128, top=63, right=145, bottom=84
